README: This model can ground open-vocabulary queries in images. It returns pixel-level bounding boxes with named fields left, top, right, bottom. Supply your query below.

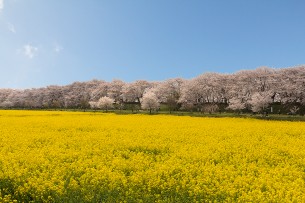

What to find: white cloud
left=0, top=0, right=3, bottom=11
left=23, top=44, right=38, bottom=59
left=54, top=43, right=63, bottom=53
left=7, top=22, right=16, bottom=33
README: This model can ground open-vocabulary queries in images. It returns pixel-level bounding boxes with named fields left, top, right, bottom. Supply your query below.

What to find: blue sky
left=1, top=0, right=305, bottom=88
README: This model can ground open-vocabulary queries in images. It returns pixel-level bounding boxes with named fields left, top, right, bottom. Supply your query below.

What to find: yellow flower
left=0, top=110, right=304, bottom=202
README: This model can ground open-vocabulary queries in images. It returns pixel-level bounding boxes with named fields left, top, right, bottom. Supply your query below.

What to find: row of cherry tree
left=0, top=66, right=304, bottom=114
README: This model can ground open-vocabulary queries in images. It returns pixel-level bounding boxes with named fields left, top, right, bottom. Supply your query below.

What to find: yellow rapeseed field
left=0, top=110, right=305, bottom=202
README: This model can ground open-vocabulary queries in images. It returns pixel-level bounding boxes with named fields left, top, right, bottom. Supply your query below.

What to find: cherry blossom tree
left=141, top=91, right=160, bottom=114
left=248, top=92, right=273, bottom=114
left=89, top=101, right=98, bottom=111
left=155, top=78, right=185, bottom=113
left=227, top=98, right=246, bottom=114
left=122, top=80, right=151, bottom=103
left=97, top=96, right=114, bottom=112
left=0, top=65, right=304, bottom=114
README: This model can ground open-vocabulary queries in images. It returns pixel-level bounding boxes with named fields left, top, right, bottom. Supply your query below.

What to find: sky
left=1, top=0, right=305, bottom=89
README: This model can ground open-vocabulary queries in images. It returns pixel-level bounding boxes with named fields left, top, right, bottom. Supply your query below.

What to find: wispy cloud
left=54, top=43, right=63, bottom=53
left=7, top=22, right=16, bottom=33
left=0, top=0, right=3, bottom=11
left=23, top=44, right=38, bottom=59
